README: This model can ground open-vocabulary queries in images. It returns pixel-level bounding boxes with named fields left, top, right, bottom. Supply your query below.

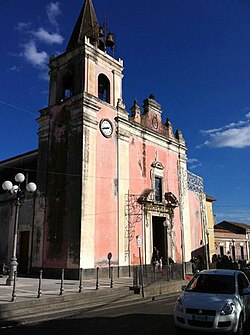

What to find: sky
left=1, top=0, right=250, bottom=224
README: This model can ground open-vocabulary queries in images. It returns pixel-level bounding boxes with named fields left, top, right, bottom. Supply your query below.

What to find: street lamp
left=2, top=173, right=37, bottom=286
left=163, top=213, right=171, bottom=279
left=136, top=235, right=144, bottom=297
left=205, top=229, right=210, bottom=269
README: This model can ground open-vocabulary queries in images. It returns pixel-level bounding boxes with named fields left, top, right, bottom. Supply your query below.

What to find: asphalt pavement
left=0, top=274, right=184, bottom=326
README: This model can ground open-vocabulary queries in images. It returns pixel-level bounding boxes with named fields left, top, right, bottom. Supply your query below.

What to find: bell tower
left=35, top=0, right=125, bottom=274
left=48, top=0, right=122, bottom=107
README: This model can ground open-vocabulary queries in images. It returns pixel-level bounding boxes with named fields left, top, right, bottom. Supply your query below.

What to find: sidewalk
left=0, top=275, right=184, bottom=326
left=0, top=275, right=132, bottom=303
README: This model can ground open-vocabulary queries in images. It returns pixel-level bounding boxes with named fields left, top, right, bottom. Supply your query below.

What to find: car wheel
left=235, top=314, right=244, bottom=335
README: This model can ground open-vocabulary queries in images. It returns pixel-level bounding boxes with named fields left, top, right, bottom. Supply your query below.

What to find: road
left=1, top=294, right=178, bottom=335
left=2, top=293, right=250, bottom=335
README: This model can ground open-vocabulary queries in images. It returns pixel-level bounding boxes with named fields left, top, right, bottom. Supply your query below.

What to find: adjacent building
left=214, top=221, right=250, bottom=263
left=206, top=195, right=217, bottom=261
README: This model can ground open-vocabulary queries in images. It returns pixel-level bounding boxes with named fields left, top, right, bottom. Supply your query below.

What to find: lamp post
left=163, top=213, right=171, bottom=279
left=2, top=173, right=37, bottom=286
left=205, top=229, right=210, bottom=269
left=136, top=235, right=144, bottom=297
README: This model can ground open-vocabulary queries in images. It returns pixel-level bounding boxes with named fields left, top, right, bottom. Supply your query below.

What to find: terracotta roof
left=206, top=194, right=216, bottom=202
left=215, top=220, right=250, bottom=233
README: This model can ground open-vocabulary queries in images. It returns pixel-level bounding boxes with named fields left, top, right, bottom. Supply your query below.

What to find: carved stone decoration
left=177, top=164, right=187, bottom=231
left=151, top=160, right=164, bottom=170
left=137, top=189, right=154, bottom=204
left=165, top=118, right=174, bottom=137
left=130, top=100, right=141, bottom=123
left=165, top=192, right=179, bottom=208
left=138, top=189, right=178, bottom=213
left=175, top=129, right=185, bottom=143
left=152, top=116, right=159, bottom=129
left=117, top=98, right=126, bottom=110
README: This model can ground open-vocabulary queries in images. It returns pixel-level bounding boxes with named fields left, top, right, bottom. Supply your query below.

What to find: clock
left=100, top=118, right=113, bottom=137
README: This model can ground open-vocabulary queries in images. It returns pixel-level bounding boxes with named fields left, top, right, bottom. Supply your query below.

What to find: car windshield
left=185, top=274, right=235, bottom=294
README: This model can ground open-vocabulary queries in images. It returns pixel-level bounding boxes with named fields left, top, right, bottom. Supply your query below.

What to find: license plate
left=192, top=314, right=207, bottom=321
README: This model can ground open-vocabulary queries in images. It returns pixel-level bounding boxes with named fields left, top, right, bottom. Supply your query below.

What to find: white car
left=174, top=269, right=250, bottom=334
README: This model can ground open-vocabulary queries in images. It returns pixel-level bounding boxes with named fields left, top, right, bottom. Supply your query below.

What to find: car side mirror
left=181, top=285, right=187, bottom=291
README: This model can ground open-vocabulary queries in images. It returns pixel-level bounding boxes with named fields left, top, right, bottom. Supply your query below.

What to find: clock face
left=100, top=118, right=113, bottom=137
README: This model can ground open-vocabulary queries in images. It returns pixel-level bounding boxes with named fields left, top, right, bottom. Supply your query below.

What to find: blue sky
left=1, top=0, right=250, bottom=224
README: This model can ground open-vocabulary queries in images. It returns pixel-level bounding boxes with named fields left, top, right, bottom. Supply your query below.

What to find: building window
left=98, top=74, right=110, bottom=103
left=154, top=177, right=162, bottom=202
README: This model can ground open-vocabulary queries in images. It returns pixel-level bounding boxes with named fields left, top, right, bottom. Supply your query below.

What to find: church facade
left=0, top=0, right=210, bottom=278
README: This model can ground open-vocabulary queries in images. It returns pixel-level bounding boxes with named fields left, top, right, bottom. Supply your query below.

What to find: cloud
left=201, top=127, right=224, bottom=135
left=16, top=22, right=31, bottom=31
left=199, top=111, right=250, bottom=149
left=205, top=127, right=250, bottom=148
left=46, top=2, right=61, bottom=30
left=188, top=158, right=199, bottom=164
left=9, top=65, right=21, bottom=72
left=22, top=41, right=48, bottom=67
left=187, top=158, right=202, bottom=169
left=32, top=28, right=64, bottom=44
left=13, top=3, right=63, bottom=81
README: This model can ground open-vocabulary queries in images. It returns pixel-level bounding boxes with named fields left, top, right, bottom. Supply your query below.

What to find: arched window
left=61, top=72, right=74, bottom=101
left=98, top=74, right=110, bottom=103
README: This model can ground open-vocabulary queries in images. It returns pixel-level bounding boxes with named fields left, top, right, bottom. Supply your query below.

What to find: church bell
left=106, top=33, right=115, bottom=49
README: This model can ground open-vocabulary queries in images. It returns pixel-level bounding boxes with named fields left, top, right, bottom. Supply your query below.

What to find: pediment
left=151, top=161, right=164, bottom=170
left=137, top=189, right=154, bottom=204
left=165, top=192, right=179, bottom=207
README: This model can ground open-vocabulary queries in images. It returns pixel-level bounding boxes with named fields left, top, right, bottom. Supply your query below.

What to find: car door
left=238, top=273, right=250, bottom=319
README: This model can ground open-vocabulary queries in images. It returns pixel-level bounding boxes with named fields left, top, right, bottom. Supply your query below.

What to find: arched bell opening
left=98, top=74, right=110, bottom=103
left=60, top=72, right=74, bottom=101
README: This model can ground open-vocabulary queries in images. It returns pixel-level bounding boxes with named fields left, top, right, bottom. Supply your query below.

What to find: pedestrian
left=152, top=247, right=160, bottom=267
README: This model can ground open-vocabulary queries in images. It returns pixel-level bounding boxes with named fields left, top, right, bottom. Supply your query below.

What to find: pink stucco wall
left=95, top=104, right=118, bottom=266
left=188, top=190, right=203, bottom=259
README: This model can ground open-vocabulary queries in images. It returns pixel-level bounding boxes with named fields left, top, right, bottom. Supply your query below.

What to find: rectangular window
left=154, top=177, right=162, bottom=202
